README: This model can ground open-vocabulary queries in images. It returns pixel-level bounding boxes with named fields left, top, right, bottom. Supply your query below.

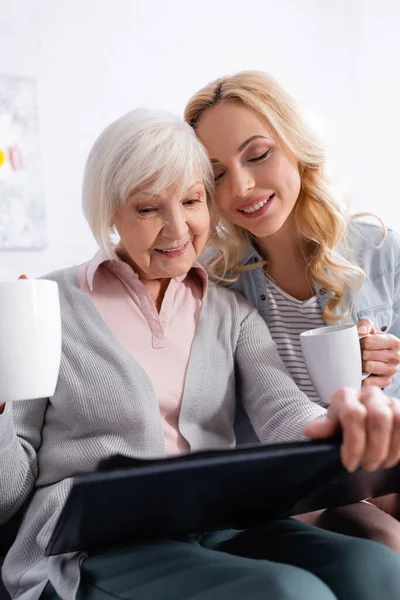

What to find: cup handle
left=359, top=332, right=371, bottom=380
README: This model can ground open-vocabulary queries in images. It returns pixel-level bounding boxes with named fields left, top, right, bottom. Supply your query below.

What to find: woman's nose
left=163, top=212, right=189, bottom=240
left=231, top=167, right=255, bottom=198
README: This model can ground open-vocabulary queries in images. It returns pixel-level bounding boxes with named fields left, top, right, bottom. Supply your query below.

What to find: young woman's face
left=113, top=179, right=210, bottom=282
left=196, top=101, right=301, bottom=239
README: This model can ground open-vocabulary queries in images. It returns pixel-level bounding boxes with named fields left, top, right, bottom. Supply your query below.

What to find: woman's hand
left=303, top=386, right=400, bottom=472
left=0, top=274, right=28, bottom=415
left=358, top=317, right=400, bottom=389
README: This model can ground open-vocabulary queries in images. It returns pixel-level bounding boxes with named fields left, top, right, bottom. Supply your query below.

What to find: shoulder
left=201, top=244, right=264, bottom=313
left=345, top=219, right=400, bottom=251
left=206, top=280, right=259, bottom=321
left=206, top=280, right=250, bottom=307
left=39, top=265, right=79, bottom=290
left=343, top=219, right=400, bottom=274
left=39, top=266, right=83, bottom=313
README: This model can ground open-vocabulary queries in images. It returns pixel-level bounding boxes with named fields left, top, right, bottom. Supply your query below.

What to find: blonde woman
left=184, top=71, right=400, bottom=548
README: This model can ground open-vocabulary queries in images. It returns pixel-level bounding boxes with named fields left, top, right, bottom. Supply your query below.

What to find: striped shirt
left=265, top=275, right=326, bottom=407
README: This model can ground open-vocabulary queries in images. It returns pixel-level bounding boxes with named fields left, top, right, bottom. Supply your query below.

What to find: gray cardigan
left=0, top=266, right=326, bottom=600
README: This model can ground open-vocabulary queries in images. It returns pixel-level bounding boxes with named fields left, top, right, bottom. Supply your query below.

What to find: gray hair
left=82, top=108, right=215, bottom=256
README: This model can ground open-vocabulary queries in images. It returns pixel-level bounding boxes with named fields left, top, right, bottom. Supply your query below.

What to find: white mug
left=300, top=323, right=368, bottom=406
left=0, top=279, right=62, bottom=402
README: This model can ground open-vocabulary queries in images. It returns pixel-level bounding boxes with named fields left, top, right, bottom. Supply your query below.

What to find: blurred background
left=0, top=0, right=399, bottom=279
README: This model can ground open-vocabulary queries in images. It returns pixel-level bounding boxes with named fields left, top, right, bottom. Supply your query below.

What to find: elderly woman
left=2, top=110, right=400, bottom=600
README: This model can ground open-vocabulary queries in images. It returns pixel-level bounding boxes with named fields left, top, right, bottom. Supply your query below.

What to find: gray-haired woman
left=1, top=109, right=400, bottom=600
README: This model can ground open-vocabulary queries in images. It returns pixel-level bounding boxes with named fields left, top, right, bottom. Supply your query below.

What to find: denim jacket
left=230, top=221, right=400, bottom=399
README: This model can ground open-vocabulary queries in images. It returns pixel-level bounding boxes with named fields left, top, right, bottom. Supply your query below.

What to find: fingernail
left=364, top=463, right=379, bottom=472
left=18, top=274, right=28, bottom=279
left=346, top=458, right=359, bottom=472
left=359, top=326, right=368, bottom=335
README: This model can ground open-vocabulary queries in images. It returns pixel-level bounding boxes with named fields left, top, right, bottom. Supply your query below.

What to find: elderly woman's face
left=113, top=179, right=210, bottom=281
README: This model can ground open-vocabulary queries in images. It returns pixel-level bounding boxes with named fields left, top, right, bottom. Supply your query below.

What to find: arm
left=235, top=303, right=327, bottom=444
left=0, top=398, right=48, bottom=524
left=359, top=231, right=400, bottom=397
left=235, top=303, right=400, bottom=473
left=376, top=229, right=400, bottom=396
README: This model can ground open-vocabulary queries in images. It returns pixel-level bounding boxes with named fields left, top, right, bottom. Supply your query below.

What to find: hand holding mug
left=0, top=274, right=29, bottom=414
left=358, top=318, right=400, bottom=389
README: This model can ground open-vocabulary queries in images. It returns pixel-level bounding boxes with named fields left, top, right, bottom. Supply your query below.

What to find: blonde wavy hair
left=184, top=70, right=385, bottom=323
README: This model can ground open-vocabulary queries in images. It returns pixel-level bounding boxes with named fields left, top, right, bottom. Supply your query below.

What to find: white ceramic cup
left=0, top=279, right=62, bottom=402
left=300, top=323, right=368, bottom=406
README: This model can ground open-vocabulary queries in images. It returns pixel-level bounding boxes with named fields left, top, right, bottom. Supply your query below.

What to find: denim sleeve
left=383, top=231, right=400, bottom=399
left=385, top=281, right=400, bottom=399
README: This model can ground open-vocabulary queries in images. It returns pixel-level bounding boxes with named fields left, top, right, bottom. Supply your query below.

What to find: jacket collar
left=238, top=236, right=333, bottom=307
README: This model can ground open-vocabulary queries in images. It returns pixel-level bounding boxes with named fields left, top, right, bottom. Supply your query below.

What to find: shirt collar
left=238, top=237, right=331, bottom=299
left=86, top=248, right=208, bottom=297
left=86, top=248, right=111, bottom=291
left=240, top=235, right=264, bottom=266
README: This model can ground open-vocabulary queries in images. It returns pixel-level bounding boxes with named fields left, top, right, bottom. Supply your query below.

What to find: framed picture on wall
left=0, top=75, right=46, bottom=249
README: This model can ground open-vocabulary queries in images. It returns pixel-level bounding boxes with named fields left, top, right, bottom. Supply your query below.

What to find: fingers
left=361, top=333, right=400, bottom=388
left=302, top=417, right=337, bottom=439
left=358, top=318, right=375, bottom=337
left=362, top=360, right=398, bottom=376
left=307, top=387, right=400, bottom=473
left=361, top=333, right=400, bottom=352
left=383, top=397, right=400, bottom=468
left=362, top=349, right=400, bottom=366
left=362, top=374, right=393, bottom=389
left=358, top=387, right=393, bottom=471
left=329, top=388, right=368, bottom=472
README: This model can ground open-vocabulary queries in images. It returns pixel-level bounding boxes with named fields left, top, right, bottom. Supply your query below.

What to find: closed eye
left=214, top=172, right=225, bottom=184
left=138, top=207, right=157, bottom=215
left=184, top=198, right=202, bottom=206
left=248, top=149, right=272, bottom=163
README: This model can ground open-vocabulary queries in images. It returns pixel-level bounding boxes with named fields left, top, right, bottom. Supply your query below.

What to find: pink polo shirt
left=76, top=249, right=207, bottom=456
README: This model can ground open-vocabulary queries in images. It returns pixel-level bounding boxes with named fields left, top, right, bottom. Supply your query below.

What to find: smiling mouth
left=155, top=242, right=188, bottom=253
left=238, top=193, right=274, bottom=214
left=153, top=241, right=191, bottom=258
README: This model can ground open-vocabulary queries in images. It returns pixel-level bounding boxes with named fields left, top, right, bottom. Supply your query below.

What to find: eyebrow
left=133, top=181, right=204, bottom=198
left=210, top=135, right=270, bottom=164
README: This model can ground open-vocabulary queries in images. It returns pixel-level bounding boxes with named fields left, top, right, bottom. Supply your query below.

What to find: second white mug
left=300, top=323, right=367, bottom=406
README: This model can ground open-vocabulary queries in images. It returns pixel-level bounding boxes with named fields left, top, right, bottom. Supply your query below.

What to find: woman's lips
left=237, top=194, right=275, bottom=218
left=154, top=241, right=190, bottom=258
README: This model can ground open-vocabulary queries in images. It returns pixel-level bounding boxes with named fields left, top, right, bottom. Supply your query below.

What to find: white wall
left=0, top=0, right=398, bottom=280
left=355, top=0, right=400, bottom=224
